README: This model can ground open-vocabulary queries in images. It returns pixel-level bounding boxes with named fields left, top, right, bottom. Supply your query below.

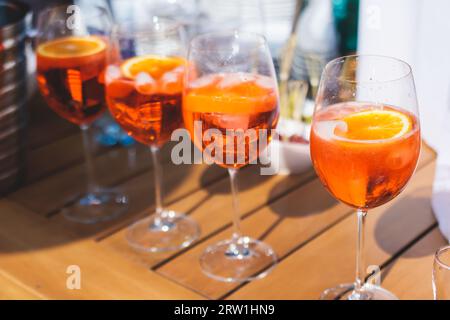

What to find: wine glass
left=183, top=31, right=279, bottom=282
left=105, top=17, right=200, bottom=252
left=310, top=55, right=421, bottom=299
left=36, top=4, right=128, bottom=224
left=433, top=245, right=450, bottom=300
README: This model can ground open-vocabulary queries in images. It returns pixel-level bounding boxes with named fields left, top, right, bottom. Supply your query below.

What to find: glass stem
left=355, top=209, right=367, bottom=293
left=80, top=124, right=96, bottom=194
left=228, top=168, right=241, bottom=239
left=227, top=168, right=249, bottom=257
left=150, top=146, right=166, bottom=226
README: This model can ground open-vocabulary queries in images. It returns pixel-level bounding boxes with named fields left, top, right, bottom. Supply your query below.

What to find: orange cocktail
left=183, top=73, right=279, bottom=168
left=310, top=102, right=420, bottom=209
left=37, top=36, right=107, bottom=125
left=106, top=55, right=184, bottom=146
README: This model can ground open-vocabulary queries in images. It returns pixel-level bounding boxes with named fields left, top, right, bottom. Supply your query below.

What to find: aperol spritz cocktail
left=310, top=103, right=420, bottom=209
left=310, top=55, right=421, bottom=300
left=35, top=5, right=127, bottom=224
left=105, top=18, right=199, bottom=253
left=184, top=32, right=280, bottom=283
left=37, top=36, right=107, bottom=125
left=106, top=55, right=184, bottom=146
left=183, top=72, right=279, bottom=168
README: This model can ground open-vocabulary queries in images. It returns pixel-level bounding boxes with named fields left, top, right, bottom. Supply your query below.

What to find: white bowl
left=262, top=138, right=312, bottom=175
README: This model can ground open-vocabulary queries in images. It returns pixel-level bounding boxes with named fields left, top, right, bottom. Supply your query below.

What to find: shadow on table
left=0, top=144, right=205, bottom=253
left=374, top=190, right=440, bottom=282
left=199, top=164, right=272, bottom=195
left=183, top=164, right=273, bottom=226
left=268, top=177, right=334, bottom=218
left=183, top=164, right=273, bottom=215
left=374, top=193, right=437, bottom=259
left=257, top=175, right=335, bottom=241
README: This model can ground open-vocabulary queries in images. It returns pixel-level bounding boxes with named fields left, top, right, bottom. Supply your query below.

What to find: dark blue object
left=95, top=116, right=136, bottom=147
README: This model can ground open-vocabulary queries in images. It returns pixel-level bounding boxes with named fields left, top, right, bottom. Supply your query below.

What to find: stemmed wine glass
left=310, top=55, right=421, bottom=299
left=183, top=31, right=279, bottom=282
left=433, top=245, right=450, bottom=300
left=105, top=17, right=200, bottom=252
left=35, top=4, right=128, bottom=223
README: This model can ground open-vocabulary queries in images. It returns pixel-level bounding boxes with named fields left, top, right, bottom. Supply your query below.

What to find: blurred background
left=1, top=0, right=359, bottom=194
left=2, top=0, right=448, bottom=195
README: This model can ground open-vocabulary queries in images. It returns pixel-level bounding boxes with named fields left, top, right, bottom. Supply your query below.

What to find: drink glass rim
left=189, top=30, right=268, bottom=52
left=37, top=4, right=111, bottom=24
left=435, top=245, right=450, bottom=270
left=112, top=16, right=182, bottom=39
left=323, top=54, right=413, bottom=85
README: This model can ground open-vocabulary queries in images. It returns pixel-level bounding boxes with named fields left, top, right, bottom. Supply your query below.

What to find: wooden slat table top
left=0, top=98, right=445, bottom=300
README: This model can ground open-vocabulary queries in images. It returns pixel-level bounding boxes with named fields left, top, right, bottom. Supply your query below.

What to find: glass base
left=63, top=190, right=128, bottom=224
left=320, top=283, right=399, bottom=300
left=200, top=237, right=278, bottom=282
left=126, top=211, right=200, bottom=252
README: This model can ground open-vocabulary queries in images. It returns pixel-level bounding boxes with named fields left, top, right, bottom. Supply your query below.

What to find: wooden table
left=0, top=94, right=445, bottom=300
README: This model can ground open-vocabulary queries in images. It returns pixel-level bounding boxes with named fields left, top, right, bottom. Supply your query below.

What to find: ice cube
left=255, top=75, right=275, bottom=90
left=135, top=72, right=156, bottom=95
left=314, top=120, right=347, bottom=140
left=189, top=74, right=220, bottom=89
left=171, top=65, right=185, bottom=74
left=161, top=71, right=180, bottom=84
left=160, top=70, right=183, bottom=94
left=105, top=65, right=121, bottom=83
left=136, top=72, right=156, bottom=86
left=217, top=72, right=256, bottom=90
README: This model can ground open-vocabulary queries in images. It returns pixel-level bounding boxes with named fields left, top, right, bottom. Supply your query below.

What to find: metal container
left=0, top=0, right=30, bottom=194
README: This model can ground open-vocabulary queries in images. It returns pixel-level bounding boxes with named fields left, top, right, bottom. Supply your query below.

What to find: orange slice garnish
left=334, top=109, right=412, bottom=141
left=120, top=55, right=185, bottom=80
left=37, top=36, right=106, bottom=58
left=184, top=73, right=277, bottom=114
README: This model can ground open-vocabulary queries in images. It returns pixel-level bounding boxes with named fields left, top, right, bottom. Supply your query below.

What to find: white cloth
left=358, top=0, right=450, bottom=241
left=431, top=107, right=450, bottom=240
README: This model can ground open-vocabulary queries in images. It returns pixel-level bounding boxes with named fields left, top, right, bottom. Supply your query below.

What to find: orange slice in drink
left=334, top=109, right=412, bottom=141
left=37, top=36, right=106, bottom=58
left=184, top=73, right=277, bottom=114
left=120, top=55, right=185, bottom=80
left=120, top=55, right=185, bottom=94
left=37, top=36, right=106, bottom=70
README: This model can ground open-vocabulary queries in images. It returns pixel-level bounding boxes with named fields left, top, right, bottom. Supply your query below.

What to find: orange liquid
left=183, top=73, right=279, bottom=169
left=310, top=103, right=420, bottom=209
left=36, top=36, right=107, bottom=125
left=106, top=57, right=184, bottom=146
